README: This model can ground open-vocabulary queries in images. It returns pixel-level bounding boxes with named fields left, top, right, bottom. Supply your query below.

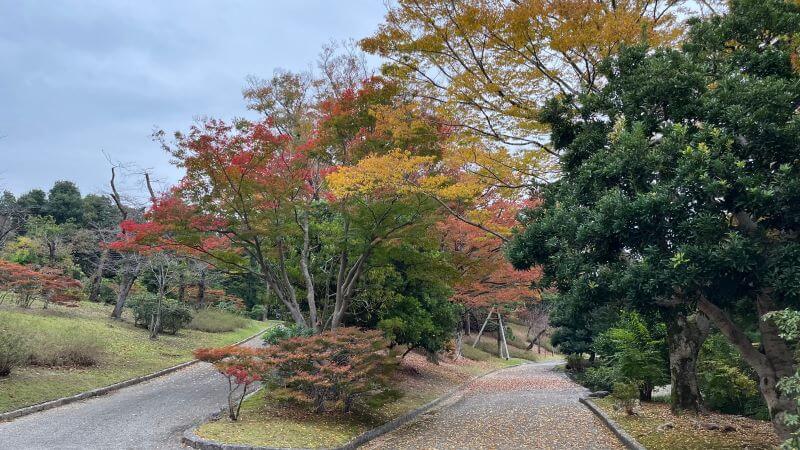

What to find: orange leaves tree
left=124, top=72, right=449, bottom=332
left=144, top=120, right=317, bottom=328
left=264, top=327, right=395, bottom=413
left=0, top=260, right=81, bottom=308
left=361, top=0, right=699, bottom=153
left=194, top=346, right=266, bottom=420
left=196, top=327, right=395, bottom=418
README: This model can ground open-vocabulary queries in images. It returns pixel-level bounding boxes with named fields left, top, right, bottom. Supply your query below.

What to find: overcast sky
left=0, top=0, right=387, bottom=198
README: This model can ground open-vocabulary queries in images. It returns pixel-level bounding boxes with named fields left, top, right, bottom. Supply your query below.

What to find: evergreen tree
left=509, top=0, right=800, bottom=436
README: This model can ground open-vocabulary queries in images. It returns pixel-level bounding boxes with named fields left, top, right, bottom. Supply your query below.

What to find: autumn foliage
left=0, top=260, right=81, bottom=308
left=195, top=345, right=267, bottom=420
left=195, top=327, right=394, bottom=418
left=439, top=201, right=540, bottom=309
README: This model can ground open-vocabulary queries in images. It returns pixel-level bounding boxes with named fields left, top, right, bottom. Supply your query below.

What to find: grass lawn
left=593, top=398, right=779, bottom=449
left=0, top=301, right=271, bottom=413
left=196, top=350, right=525, bottom=448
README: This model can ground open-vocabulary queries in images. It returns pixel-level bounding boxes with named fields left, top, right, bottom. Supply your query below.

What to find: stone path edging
left=181, top=362, right=524, bottom=450
left=579, top=397, right=647, bottom=450
left=0, top=326, right=269, bottom=423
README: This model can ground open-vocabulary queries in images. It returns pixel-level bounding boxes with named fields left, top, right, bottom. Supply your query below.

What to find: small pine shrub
left=612, top=381, right=640, bottom=415
left=699, top=333, right=768, bottom=418
left=262, top=323, right=312, bottom=345
left=189, top=309, right=249, bottom=333
left=0, top=331, right=27, bottom=376
left=248, top=305, right=266, bottom=321
left=566, top=353, right=586, bottom=372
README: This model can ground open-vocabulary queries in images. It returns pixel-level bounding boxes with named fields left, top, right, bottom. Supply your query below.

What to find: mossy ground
left=0, top=301, right=269, bottom=413
left=593, top=397, right=779, bottom=450
left=196, top=349, right=525, bottom=448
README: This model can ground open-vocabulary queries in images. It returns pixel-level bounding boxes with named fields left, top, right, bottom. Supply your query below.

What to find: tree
left=438, top=200, right=539, bottom=357
left=82, top=194, right=120, bottom=230
left=17, top=189, right=47, bottom=217
left=194, top=346, right=265, bottom=420
left=0, top=260, right=81, bottom=308
left=0, top=191, right=24, bottom=245
left=510, top=0, right=800, bottom=436
left=361, top=0, right=700, bottom=156
left=46, top=180, right=83, bottom=224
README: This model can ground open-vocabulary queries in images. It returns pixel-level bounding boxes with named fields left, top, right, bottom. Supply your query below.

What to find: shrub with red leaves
left=194, top=345, right=266, bottom=420
left=195, top=327, right=395, bottom=417
left=0, top=260, right=81, bottom=308
left=263, top=327, right=396, bottom=413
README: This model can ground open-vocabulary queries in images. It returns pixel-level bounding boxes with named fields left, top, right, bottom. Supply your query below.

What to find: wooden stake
left=498, top=311, right=510, bottom=360
left=473, top=307, right=494, bottom=348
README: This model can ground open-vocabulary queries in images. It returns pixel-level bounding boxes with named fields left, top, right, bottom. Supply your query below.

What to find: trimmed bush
left=0, top=331, right=27, bottom=376
left=612, top=381, right=640, bottom=415
left=576, top=364, right=618, bottom=392
left=262, top=323, right=312, bottom=345
left=189, top=309, right=249, bottom=333
left=28, top=326, right=103, bottom=368
left=265, top=327, right=396, bottom=413
left=129, top=294, right=193, bottom=335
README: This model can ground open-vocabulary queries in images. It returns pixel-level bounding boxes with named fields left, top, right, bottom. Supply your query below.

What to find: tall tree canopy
left=509, top=0, right=800, bottom=437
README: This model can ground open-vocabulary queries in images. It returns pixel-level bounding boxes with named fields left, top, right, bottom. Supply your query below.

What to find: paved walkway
left=0, top=336, right=263, bottom=450
left=363, top=361, right=625, bottom=450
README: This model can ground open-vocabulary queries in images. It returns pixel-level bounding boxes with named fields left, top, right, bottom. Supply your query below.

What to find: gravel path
left=363, top=360, right=625, bottom=450
left=0, top=334, right=264, bottom=450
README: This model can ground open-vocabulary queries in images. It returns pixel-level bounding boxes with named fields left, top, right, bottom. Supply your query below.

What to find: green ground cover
left=0, top=301, right=270, bottom=413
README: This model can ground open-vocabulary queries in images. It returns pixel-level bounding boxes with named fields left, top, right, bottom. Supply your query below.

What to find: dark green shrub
left=699, top=333, right=768, bottom=418
left=128, top=293, right=193, bottom=335
left=578, top=365, right=618, bottom=392
left=0, top=331, right=27, bottom=376
left=593, top=311, right=668, bottom=401
left=262, top=323, right=312, bottom=345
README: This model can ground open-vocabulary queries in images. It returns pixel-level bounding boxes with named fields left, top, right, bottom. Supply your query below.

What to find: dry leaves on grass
left=600, top=399, right=779, bottom=450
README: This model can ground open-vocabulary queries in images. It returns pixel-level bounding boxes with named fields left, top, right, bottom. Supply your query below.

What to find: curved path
left=363, top=361, right=625, bottom=450
left=0, top=336, right=264, bottom=450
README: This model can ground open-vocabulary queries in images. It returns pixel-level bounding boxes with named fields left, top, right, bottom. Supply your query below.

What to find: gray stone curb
left=579, top=397, right=647, bottom=450
left=0, top=326, right=270, bottom=423
left=181, top=361, right=525, bottom=450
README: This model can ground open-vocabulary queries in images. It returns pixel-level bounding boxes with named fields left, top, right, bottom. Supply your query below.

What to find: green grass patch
left=0, top=302, right=271, bottom=413
left=188, top=309, right=251, bottom=333
left=198, top=390, right=371, bottom=448
left=593, top=398, right=779, bottom=450
left=463, top=335, right=540, bottom=361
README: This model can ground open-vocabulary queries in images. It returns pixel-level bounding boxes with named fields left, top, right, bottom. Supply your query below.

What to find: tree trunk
left=88, top=249, right=109, bottom=303
left=197, top=268, right=206, bottom=309
left=698, top=294, right=797, bottom=440
left=298, top=213, right=318, bottom=331
left=666, top=309, right=710, bottom=413
left=177, top=270, right=185, bottom=303
left=454, top=330, right=463, bottom=359
left=111, top=272, right=135, bottom=319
